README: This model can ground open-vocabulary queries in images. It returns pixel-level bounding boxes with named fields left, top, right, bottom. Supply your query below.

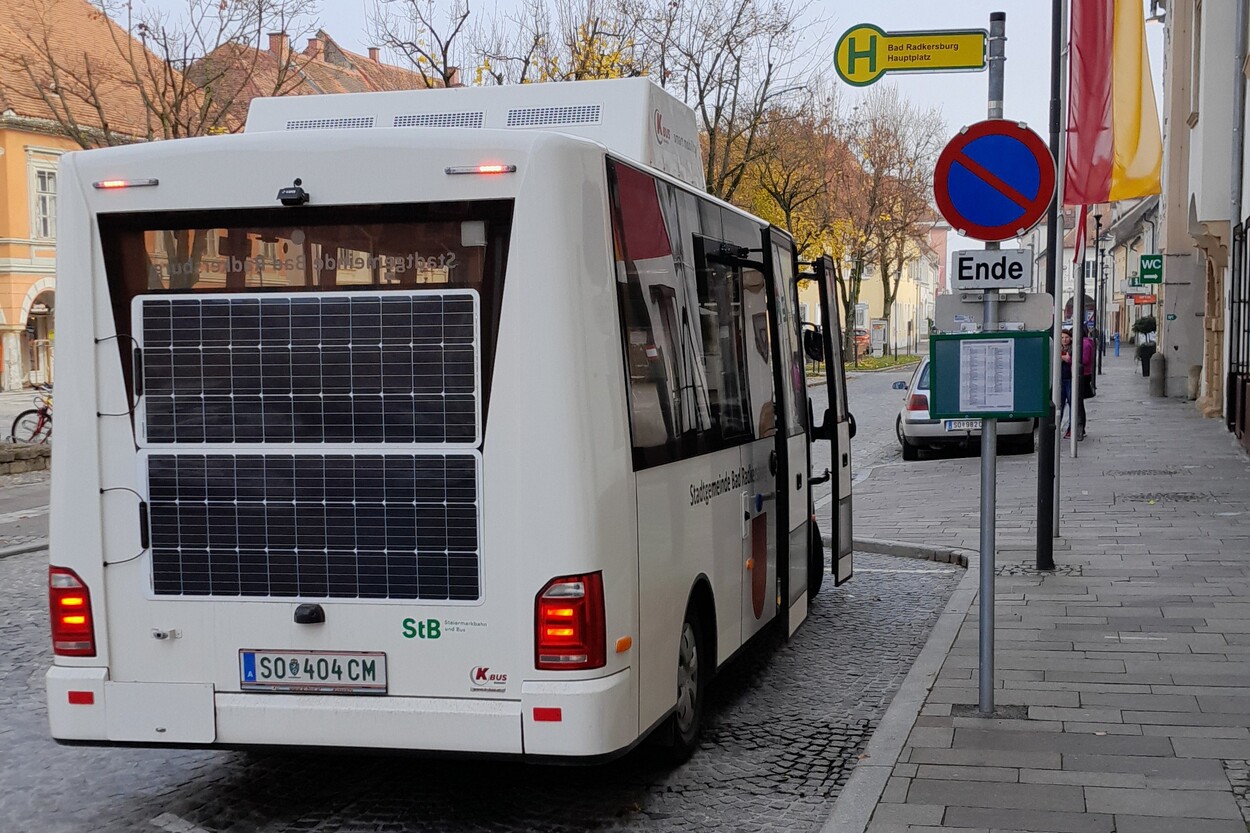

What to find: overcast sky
left=130, top=0, right=1166, bottom=256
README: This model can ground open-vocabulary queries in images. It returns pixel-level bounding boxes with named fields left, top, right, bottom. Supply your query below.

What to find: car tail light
left=49, top=567, right=96, bottom=657
left=906, top=393, right=929, bottom=411
left=535, top=573, right=606, bottom=670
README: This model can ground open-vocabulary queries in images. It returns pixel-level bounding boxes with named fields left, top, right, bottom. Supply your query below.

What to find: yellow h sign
left=835, top=24, right=987, bottom=87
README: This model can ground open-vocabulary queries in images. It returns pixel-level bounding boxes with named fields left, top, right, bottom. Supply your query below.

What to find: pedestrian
left=1059, top=327, right=1091, bottom=440
left=1080, top=324, right=1097, bottom=418
left=1112, top=331, right=1120, bottom=357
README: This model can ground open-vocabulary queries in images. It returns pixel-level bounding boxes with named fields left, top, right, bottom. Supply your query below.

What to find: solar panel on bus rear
left=137, top=292, right=479, bottom=445
left=146, top=452, right=481, bottom=600
left=133, top=290, right=484, bottom=601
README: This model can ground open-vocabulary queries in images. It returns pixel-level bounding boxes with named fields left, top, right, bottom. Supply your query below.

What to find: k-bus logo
left=470, top=666, right=508, bottom=690
left=654, top=110, right=671, bottom=145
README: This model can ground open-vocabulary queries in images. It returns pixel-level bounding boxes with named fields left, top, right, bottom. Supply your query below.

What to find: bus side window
left=609, top=160, right=688, bottom=467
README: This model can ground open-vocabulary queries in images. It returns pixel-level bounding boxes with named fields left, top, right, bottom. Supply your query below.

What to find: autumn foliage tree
left=15, top=0, right=320, bottom=147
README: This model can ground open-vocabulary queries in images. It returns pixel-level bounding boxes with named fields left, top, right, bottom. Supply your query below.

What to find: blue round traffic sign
left=933, top=119, right=1056, bottom=243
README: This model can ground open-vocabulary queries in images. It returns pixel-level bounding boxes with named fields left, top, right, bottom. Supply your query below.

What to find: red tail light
left=535, top=573, right=606, bottom=671
left=49, top=567, right=96, bottom=657
left=906, top=393, right=929, bottom=412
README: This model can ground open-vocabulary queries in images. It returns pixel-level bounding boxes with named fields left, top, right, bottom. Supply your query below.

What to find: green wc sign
left=1139, top=253, right=1163, bottom=284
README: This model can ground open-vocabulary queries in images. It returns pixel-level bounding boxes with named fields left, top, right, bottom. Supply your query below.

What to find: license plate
left=944, top=419, right=982, bottom=432
left=239, top=649, right=387, bottom=694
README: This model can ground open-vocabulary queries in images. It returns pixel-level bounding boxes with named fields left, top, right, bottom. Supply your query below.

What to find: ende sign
left=951, top=250, right=1032, bottom=290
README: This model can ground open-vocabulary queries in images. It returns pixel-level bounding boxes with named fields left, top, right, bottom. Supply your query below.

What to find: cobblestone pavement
left=0, top=548, right=958, bottom=833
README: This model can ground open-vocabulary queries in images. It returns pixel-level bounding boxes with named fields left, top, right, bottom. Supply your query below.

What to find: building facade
left=0, top=1, right=435, bottom=391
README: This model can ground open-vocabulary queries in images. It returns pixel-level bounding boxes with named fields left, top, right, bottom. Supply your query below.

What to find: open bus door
left=811, top=255, right=855, bottom=585
left=763, top=229, right=811, bottom=636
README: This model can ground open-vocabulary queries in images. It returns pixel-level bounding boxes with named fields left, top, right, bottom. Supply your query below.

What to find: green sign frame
left=929, top=330, right=1051, bottom=420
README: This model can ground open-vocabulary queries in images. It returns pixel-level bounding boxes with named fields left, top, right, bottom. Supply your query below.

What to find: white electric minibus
left=46, top=77, right=854, bottom=762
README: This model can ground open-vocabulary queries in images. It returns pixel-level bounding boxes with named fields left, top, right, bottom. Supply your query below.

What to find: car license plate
left=239, top=649, right=387, bottom=694
left=944, top=419, right=982, bottom=432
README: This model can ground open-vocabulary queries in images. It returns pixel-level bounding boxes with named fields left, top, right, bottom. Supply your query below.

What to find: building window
left=32, top=167, right=57, bottom=240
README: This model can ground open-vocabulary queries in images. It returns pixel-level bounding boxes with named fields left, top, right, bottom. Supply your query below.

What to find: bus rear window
left=98, top=201, right=512, bottom=406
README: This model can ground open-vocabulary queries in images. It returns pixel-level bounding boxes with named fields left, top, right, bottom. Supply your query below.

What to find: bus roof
left=245, top=77, right=706, bottom=191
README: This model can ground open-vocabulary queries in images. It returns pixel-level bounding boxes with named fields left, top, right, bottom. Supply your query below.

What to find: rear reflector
left=49, top=566, right=97, bottom=657
left=67, top=691, right=95, bottom=705
left=535, top=572, right=606, bottom=671
left=533, top=708, right=562, bottom=722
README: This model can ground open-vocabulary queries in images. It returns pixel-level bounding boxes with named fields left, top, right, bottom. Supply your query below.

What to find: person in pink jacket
left=1059, top=326, right=1094, bottom=440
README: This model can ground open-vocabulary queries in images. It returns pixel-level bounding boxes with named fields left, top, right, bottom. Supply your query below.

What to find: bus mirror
left=802, top=325, right=824, bottom=362
left=848, top=412, right=857, bottom=440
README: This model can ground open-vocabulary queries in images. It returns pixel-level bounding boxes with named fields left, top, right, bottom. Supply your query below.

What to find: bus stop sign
left=933, top=119, right=1056, bottom=243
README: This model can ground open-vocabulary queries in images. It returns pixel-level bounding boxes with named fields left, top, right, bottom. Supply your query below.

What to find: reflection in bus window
left=610, top=159, right=768, bottom=469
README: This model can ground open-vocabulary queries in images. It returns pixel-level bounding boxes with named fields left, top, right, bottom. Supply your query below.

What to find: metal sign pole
left=979, top=10, right=1006, bottom=716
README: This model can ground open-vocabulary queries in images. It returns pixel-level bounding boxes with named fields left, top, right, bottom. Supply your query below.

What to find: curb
left=820, top=553, right=980, bottom=833
left=0, top=539, right=48, bottom=560
left=843, top=360, right=921, bottom=375
left=853, top=537, right=973, bottom=568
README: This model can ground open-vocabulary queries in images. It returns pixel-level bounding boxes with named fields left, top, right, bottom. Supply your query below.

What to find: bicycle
left=12, top=384, right=52, bottom=444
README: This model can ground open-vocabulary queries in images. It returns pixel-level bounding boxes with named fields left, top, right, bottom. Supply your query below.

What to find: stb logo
left=470, top=666, right=508, bottom=689
left=654, top=110, right=671, bottom=145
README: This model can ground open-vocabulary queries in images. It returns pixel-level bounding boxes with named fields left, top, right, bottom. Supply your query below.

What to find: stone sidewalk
left=827, top=354, right=1250, bottom=833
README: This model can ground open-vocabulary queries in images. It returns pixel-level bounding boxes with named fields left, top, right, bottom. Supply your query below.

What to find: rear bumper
left=47, top=665, right=637, bottom=759
left=902, top=417, right=1033, bottom=444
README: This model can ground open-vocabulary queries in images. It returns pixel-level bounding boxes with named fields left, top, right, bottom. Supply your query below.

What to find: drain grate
left=1106, top=469, right=1182, bottom=477
left=1118, top=492, right=1215, bottom=503
left=996, top=563, right=1085, bottom=577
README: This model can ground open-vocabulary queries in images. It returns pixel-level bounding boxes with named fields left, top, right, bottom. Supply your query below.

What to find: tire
left=897, top=417, right=919, bottom=461
left=1014, top=432, right=1036, bottom=455
left=11, top=409, right=50, bottom=444
left=808, top=520, right=826, bottom=601
left=660, top=602, right=708, bottom=765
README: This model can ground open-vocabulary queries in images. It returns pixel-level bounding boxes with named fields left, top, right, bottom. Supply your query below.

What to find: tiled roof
left=191, top=31, right=448, bottom=128
left=0, top=0, right=159, bottom=140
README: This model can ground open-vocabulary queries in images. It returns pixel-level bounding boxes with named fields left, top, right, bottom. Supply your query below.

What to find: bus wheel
left=808, top=521, right=825, bottom=601
left=663, top=604, right=707, bottom=764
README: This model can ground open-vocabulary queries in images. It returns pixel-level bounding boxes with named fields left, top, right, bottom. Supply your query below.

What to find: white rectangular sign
left=958, top=338, right=1015, bottom=412
left=935, top=292, right=1054, bottom=332
left=951, top=249, right=1032, bottom=290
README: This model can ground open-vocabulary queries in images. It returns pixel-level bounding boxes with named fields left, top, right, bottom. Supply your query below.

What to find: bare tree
left=863, top=87, right=945, bottom=356
left=368, top=0, right=470, bottom=87
left=466, top=0, right=645, bottom=85
left=13, top=0, right=321, bottom=147
left=632, top=0, right=821, bottom=201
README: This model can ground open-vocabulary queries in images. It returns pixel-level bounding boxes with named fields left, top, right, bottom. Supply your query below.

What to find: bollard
left=1188, top=365, right=1202, bottom=401
left=1149, top=351, right=1167, bottom=397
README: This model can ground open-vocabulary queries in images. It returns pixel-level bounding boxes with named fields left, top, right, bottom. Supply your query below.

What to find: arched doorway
left=25, top=290, right=54, bottom=386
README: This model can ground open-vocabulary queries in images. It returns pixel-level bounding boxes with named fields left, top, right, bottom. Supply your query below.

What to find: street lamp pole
left=1098, top=244, right=1107, bottom=374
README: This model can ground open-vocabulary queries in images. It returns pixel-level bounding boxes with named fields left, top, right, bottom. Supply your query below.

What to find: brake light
left=49, top=567, right=96, bottom=657
left=535, top=573, right=606, bottom=670
left=906, top=394, right=929, bottom=412
left=444, top=164, right=517, bottom=175
left=92, top=178, right=159, bottom=189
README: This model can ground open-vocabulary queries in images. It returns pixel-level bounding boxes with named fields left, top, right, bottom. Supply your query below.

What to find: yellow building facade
left=0, top=124, right=71, bottom=389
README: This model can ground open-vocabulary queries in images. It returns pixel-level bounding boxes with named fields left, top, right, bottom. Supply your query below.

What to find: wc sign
left=951, top=249, right=1032, bottom=291
left=1139, top=253, right=1163, bottom=284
